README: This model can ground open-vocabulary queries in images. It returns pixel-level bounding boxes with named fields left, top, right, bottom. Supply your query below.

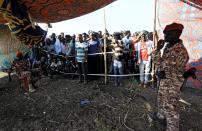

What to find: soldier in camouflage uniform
left=153, top=23, right=189, bottom=131
left=12, top=50, right=41, bottom=92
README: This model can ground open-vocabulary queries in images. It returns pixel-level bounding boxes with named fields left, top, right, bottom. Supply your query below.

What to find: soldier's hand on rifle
left=183, top=67, right=197, bottom=79
left=157, top=70, right=166, bottom=79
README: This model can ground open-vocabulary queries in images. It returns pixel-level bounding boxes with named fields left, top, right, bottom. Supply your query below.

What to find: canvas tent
left=0, top=25, right=30, bottom=70
left=0, top=0, right=114, bottom=70
left=157, top=0, right=202, bottom=88
left=0, top=0, right=115, bottom=23
left=0, top=0, right=201, bottom=87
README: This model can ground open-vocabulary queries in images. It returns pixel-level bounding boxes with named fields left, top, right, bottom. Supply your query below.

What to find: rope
left=53, top=70, right=153, bottom=77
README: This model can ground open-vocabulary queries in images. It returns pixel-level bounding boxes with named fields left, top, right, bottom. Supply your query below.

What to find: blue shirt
left=54, top=38, right=62, bottom=54
left=88, top=40, right=100, bottom=54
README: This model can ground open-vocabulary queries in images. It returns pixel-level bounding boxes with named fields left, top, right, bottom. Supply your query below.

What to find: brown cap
left=16, top=50, right=23, bottom=58
left=163, top=23, right=184, bottom=33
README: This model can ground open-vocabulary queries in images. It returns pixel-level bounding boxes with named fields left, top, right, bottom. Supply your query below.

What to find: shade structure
left=157, top=0, right=202, bottom=88
left=180, top=0, right=202, bottom=9
left=0, top=25, right=30, bottom=70
left=0, top=0, right=115, bottom=24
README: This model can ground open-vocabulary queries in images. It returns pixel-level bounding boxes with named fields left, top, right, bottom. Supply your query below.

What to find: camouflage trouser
left=30, top=68, right=42, bottom=83
left=17, top=69, right=41, bottom=91
left=18, top=71, right=31, bottom=91
left=158, top=78, right=181, bottom=131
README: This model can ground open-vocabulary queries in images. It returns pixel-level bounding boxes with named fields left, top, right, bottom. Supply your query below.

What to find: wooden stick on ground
left=123, top=110, right=134, bottom=131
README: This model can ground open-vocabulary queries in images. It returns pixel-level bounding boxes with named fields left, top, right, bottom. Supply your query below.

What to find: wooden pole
left=104, top=8, right=107, bottom=84
left=153, top=0, right=157, bottom=35
left=152, top=0, right=157, bottom=85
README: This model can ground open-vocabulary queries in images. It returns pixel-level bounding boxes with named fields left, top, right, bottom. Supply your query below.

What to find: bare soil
left=0, top=74, right=202, bottom=131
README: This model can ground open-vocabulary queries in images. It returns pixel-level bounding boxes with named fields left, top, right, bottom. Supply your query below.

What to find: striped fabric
left=75, top=42, right=88, bottom=63
left=112, top=43, right=124, bottom=60
left=0, top=0, right=46, bottom=45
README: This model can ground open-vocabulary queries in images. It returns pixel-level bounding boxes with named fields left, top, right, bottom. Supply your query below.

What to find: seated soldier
left=12, top=50, right=40, bottom=92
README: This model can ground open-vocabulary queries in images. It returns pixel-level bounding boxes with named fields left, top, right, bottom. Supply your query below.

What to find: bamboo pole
left=153, top=0, right=157, bottom=35
left=152, top=0, right=157, bottom=84
left=103, top=8, right=107, bottom=84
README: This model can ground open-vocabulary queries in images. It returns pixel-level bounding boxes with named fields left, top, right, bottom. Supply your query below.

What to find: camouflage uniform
left=154, top=41, right=189, bottom=131
left=12, top=59, right=41, bottom=91
left=12, top=59, right=31, bottom=91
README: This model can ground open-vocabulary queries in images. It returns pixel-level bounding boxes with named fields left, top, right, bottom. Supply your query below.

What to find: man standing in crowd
left=75, top=34, right=88, bottom=84
left=53, top=34, right=62, bottom=54
left=66, top=35, right=76, bottom=76
left=135, top=31, right=153, bottom=87
left=45, top=37, right=55, bottom=52
left=122, top=30, right=132, bottom=73
left=58, top=35, right=67, bottom=55
left=154, top=23, right=189, bottom=131
left=87, top=32, right=101, bottom=78
left=131, top=32, right=140, bottom=78
left=82, top=33, right=89, bottom=42
left=110, top=34, right=124, bottom=87
left=66, top=35, right=75, bottom=56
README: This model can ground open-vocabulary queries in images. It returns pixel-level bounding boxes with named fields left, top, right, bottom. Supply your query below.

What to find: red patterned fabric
left=157, top=0, right=202, bottom=88
left=180, top=0, right=202, bottom=10
left=0, top=0, right=114, bottom=23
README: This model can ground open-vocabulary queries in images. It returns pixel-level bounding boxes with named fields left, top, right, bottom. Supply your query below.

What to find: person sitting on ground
left=49, top=57, right=58, bottom=78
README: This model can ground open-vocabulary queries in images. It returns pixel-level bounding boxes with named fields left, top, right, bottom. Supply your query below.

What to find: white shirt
left=54, top=38, right=62, bottom=54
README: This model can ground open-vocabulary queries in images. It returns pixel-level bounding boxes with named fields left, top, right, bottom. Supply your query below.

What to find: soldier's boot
left=152, top=112, right=167, bottom=126
left=28, top=84, right=36, bottom=93
left=34, top=79, right=41, bottom=88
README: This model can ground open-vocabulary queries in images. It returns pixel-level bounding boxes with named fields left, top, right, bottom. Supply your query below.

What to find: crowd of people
left=10, top=29, right=156, bottom=91
left=37, top=30, right=155, bottom=87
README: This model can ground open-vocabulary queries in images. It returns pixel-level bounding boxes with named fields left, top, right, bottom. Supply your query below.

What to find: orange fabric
left=140, top=43, right=148, bottom=61
left=0, top=0, right=114, bottom=23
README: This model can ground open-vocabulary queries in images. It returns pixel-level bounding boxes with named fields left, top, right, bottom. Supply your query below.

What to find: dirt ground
left=0, top=74, right=202, bottom=131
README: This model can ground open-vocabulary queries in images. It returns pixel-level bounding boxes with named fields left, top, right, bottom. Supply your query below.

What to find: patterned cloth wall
left=157, top=0, right=202, bottom=88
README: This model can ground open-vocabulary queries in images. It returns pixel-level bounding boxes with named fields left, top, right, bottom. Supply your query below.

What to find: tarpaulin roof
left=0, top=0, right=115, bottom=24
left=180, top=0, right=202, bottom=10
